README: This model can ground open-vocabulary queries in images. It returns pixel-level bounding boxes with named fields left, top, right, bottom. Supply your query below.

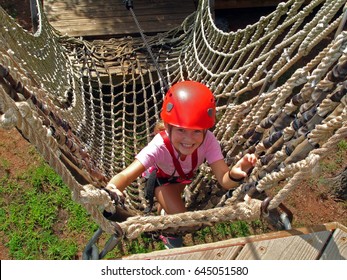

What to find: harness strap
left=143, top=131, right=198, bottom=213
left=159, top=131, right=198, bottom=179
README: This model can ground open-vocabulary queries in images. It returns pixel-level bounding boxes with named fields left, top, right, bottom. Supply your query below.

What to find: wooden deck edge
left=120, top=222, right=346, bottom=260
left=335, top=221, right=347, bottom=232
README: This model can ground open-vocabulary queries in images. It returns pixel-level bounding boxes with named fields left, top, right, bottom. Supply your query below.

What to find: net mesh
left=0, top=0, right=346, bottom=237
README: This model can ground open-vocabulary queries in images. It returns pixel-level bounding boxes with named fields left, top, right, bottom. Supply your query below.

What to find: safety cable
left=124, top=0, right=169, bottom=92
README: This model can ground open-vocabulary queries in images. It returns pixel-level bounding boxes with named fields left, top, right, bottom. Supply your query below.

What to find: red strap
left=159, top=131, right=197, bottom=179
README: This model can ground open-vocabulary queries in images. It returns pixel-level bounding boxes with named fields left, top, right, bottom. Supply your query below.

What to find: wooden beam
left=44, top=0, right=196, bottom=38
left=122, top=222, right=346, bottom=260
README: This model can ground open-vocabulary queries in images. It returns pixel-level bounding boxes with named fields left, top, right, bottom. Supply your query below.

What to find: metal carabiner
left=82, top=227, right=103, bottom=260
left=99, top=234, right=121, bottom=259
left=82, top=223, right=123, bottom=260
left=278, top=202, right=293, bottom=230
left=261, top=198, right=293, bottom=231
left=280, top=212, right=292, bottom=230
left=260, top=197, right=271, bottom=217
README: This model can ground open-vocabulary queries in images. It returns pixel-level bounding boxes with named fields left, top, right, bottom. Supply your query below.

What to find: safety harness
left=157, top=131, right=198, bottom=179
left=144, top=131, right=198, bottom=213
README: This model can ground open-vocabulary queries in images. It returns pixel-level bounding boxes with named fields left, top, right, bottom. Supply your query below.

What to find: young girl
left=106, top=81, right=257, bottom=248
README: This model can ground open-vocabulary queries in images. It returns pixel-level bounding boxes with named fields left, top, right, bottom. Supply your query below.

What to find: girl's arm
left=106, top=159, right=146, bottom=196
left=210, top=154, right=257, bottom=190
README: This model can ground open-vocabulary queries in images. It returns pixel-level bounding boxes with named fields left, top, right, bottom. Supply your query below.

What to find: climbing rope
left=123, top=0, right=169, bottom=92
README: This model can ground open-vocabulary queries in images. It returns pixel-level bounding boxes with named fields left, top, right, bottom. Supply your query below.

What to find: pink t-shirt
left=136, top=130, right=223, bottom=177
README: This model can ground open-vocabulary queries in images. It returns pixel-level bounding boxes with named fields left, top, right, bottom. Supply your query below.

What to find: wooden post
left=29, top=0, right=39, bottom=33
left=210, top=0, right=216, bottom=21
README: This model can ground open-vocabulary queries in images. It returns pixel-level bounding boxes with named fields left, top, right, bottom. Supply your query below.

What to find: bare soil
left=1, top=0, right=346, bottom=260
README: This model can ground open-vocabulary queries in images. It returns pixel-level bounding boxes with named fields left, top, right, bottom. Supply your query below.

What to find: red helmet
left=160, top=81, right=216, bottom=129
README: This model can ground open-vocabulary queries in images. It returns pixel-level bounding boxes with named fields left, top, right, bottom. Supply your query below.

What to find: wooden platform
left=42, top=0, right=290, bottom=38
left=43, top=0, right=197, bottom=38
left=122, top=222, right=347, bottom=260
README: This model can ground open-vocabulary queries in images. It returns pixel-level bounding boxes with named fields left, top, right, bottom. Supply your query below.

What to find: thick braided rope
left=254, top=40, right=345, bottom=190
left=119, top=199, right=262, bottom=240
left=268, top=122, right=347, bottom=210
left=0, top=98, right=117, bottom=234
left=255, top=87, right=346, bottom=207
left=0, top=62, right=118, bottom=234
left=255, top=95, right=346, bottom=196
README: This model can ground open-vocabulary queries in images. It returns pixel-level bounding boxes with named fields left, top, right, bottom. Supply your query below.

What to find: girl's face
left=170, top=126, right=205, bottom=157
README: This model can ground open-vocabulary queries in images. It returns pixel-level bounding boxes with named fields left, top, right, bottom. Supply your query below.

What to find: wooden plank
left=44, top=0, right=196, bottom=37
left=47, top=1, right=189, bottom=14
left=236, top=231, right=331, bottom=260
left=53, top=20, right=188, bottom=37
left=320, top=228, right=347, bottom=260
left=47, top=11, right=189, bottom=21
left=122, top=223, right=344, bottom=260
left=120, top=223, right=347, bottom=260
left=50, top=15, right=189, bottom=28
left=124, top=245, right=242, bottom=260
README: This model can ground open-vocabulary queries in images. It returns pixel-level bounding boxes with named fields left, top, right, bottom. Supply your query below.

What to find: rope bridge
left=0, top=0, right=346, bottom=258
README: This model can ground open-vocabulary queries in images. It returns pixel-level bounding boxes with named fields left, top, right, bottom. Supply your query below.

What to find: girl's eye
left=194, top=130, right=203, bottom=134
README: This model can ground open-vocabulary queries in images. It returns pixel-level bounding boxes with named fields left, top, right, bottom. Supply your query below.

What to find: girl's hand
left=105, top=183, right=125, bottom=205
left=230, top=153, right=257, bottom=179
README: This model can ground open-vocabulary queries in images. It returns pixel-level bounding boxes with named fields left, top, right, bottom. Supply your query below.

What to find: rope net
left=0, top=0, right=346, bottom=242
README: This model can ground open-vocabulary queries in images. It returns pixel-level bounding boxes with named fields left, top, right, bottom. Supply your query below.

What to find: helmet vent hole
left=166, top=103, right=174, bottom=112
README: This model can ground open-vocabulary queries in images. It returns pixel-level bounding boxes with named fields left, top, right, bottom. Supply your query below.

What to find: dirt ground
left=1, top=0, right=346, bottom=260
left=1, top=128, right=346, bottom=260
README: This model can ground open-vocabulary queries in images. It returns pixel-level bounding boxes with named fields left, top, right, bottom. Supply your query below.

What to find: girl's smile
left=169, top=126, right=205, bottom=157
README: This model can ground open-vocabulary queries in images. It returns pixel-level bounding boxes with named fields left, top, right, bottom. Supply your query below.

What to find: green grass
left=337, top=140, right=347, bottom=151
left=0, top=157, right=257, bottom=259
left=4, top=139, right=344, bottom=259
left=0, top=161, right=98, bottom=259
left=316, top=139, right=347, bottom=194
left=0, top=157, right=171, bottom=260
left=6, top=139, right=330, bottom=259
left=0, top=158, right=10, bottom=170
left=317, top=139, right=347, bottom=182
left=336, top=140, right=347, bottom=163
